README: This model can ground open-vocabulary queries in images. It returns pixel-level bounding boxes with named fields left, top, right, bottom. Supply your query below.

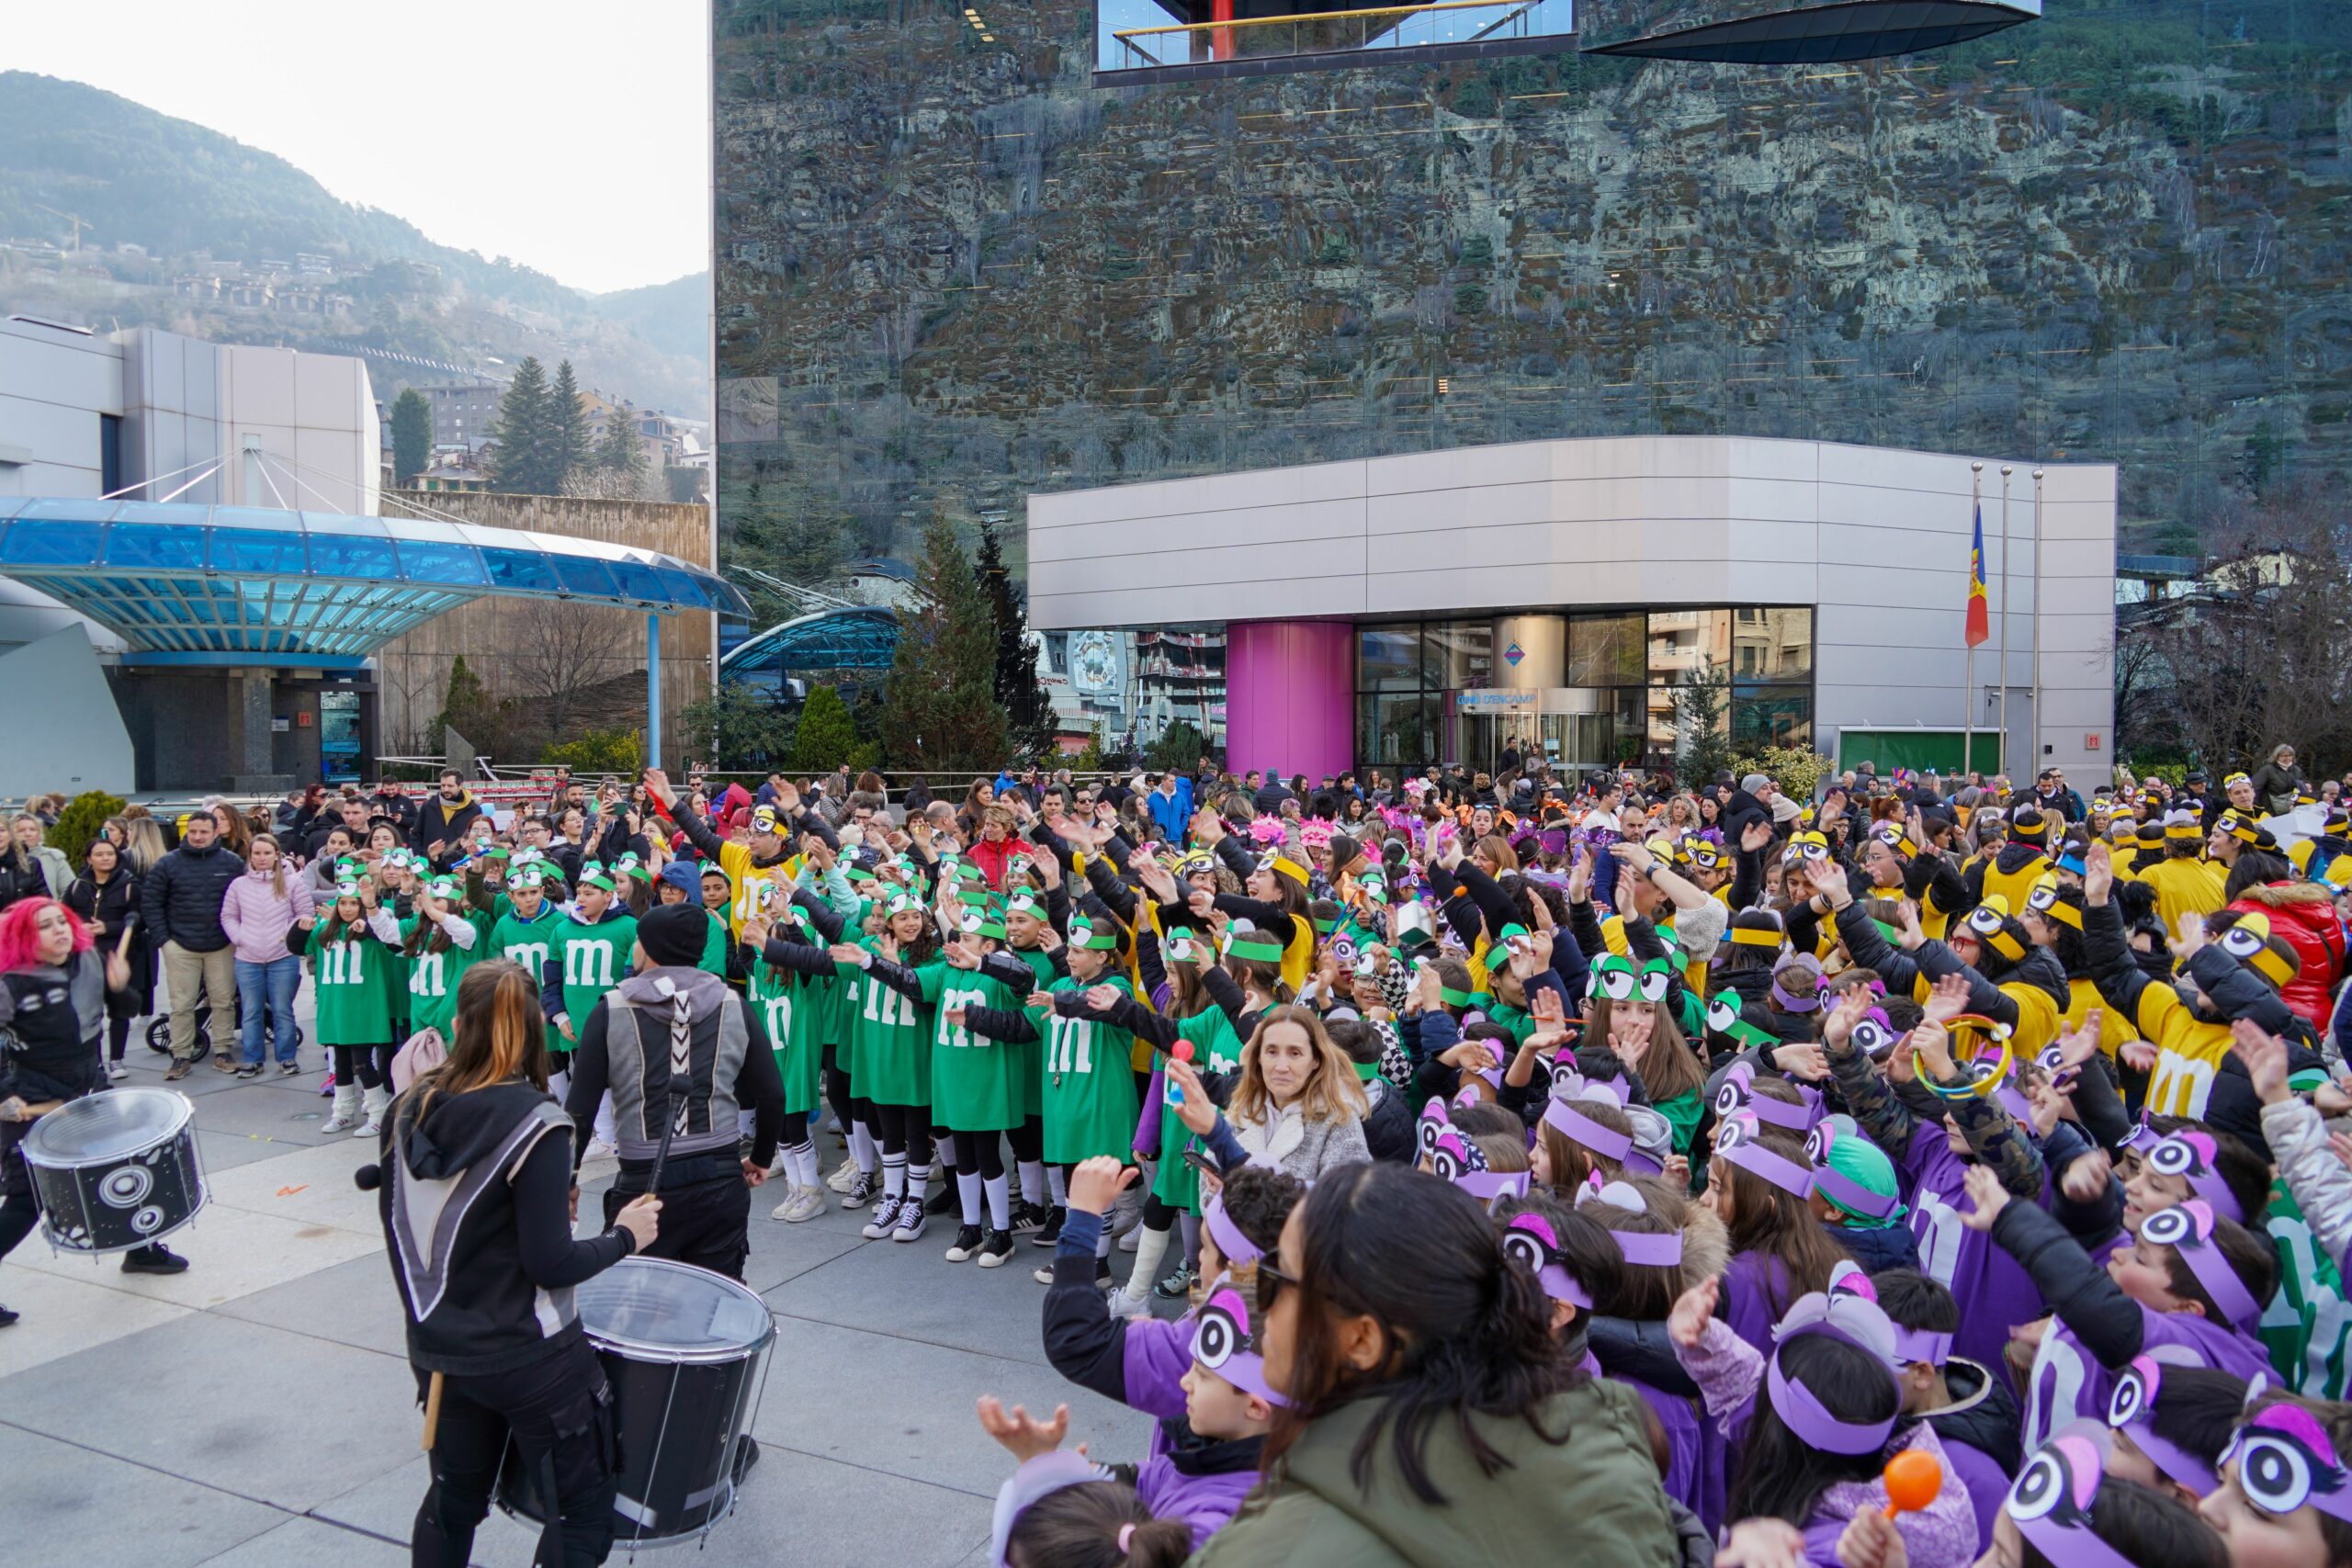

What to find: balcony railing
left=1100, top=0, right=1574, bottom=75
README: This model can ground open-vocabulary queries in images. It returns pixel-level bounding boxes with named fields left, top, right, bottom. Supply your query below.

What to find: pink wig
left=0, top=897, right=91, bottom=973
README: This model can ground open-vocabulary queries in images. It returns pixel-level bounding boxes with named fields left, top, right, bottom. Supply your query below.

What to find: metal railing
left=1104, top=0, right=1569, bottom=72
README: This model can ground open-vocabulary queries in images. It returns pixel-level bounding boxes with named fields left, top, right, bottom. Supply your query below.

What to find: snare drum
left=499, top=1256, right=775, bottom=1549
left=20, top=1088, right=205, bottom=1253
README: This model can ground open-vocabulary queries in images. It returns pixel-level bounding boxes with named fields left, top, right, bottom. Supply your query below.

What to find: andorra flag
left=1964, top=503, right=1990, bottom=648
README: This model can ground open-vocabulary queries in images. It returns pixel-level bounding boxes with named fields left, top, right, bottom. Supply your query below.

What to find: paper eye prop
left=1500, top=1212, right=1560, bottom=1272
left=960, top=908, right=986, bottom=933
left=1713, top=1076, right=1747, bottom=1120
left=1714, top=1111, right=1764, bottom=1152
left=1805, top=1121, right=1833, bottom=1164
left=2147, top=1131, right=2213, bottom=1180
left=1637, top=959, right=1672, bottom=1004
left=1850, top=1011, right=1897, bottom=1058
left=1595, top=958, right=1637, bottom=1002
left=1967, top=905, right=2007, bottom=937
left=1417, top=1098, right=1448, bottom=1162
left=2007, top=1430, right=2107, bottom=1527
left=2108, top=1357, right=2158, bottom=1428
left=2037, top=1042, right=2068, bottom=1074
left=1429, top=1131, right=1480, bottom=1182
left=1706, top=989, right=1742, bottom=1034
left=1192, top=1295, right=1244, bottom=1371
left=2222, top=924, right=2267, bottom=961
left=2139, top=1201, right=2205, bottom=1248
left=2027, top=884, right=2059, bottom=913
left=2222, top=1404, right=2352, bottom=1522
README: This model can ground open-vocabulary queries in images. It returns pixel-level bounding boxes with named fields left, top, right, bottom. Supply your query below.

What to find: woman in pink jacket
left=220, top=833, right=315, bottom=1078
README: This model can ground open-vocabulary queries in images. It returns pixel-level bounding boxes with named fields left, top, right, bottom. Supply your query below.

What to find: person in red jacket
left=2224, top=877, right=2346, bottom=1032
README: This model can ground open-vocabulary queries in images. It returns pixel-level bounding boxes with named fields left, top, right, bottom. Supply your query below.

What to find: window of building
left=98, top=413, right=122, bottom=497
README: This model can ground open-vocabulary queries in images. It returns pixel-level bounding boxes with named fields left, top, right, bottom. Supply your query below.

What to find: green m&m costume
left=488, top=874, right=564, bottom=1056
left=926, top=908, right=1028, bottom=1134
left=1150, top=928, right=1247, bottom=1210
left=748, top=918, right=831, bottom=1117
left=307, top=913, right=395, bottom=1047
left=1035, top=915, right=1139, bottom=1166
left=399, top=876, right=492, bottom=1039
left=841, top=895, right=938, bottom=1108
left=549, top=906, right=637, bottom=1036
left=1001, top=892, right=1060, bottom=1122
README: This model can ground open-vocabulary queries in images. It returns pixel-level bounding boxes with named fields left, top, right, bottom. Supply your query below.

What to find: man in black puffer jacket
left=140, top=813, right=244, bottom=1079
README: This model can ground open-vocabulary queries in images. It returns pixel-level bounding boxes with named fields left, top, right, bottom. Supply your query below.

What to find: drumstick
left=421, top=1371, right=445, bottom=1450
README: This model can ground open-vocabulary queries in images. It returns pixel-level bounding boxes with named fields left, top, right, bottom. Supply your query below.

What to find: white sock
left=784, top=1139, right=817, bottom=1188
left=882, top=1153, right=907, bottom=1201
left=850, top=1119, right=879, bottom=1175
left=908, top=1159, right=933, bottom=1192
left=1127, top=1222, right=1172, bottom=1300
left=739, top=1108, right=758, bottom=1138
left=1048, top=1167, right=1069, bottom=1207
left=935, top=1132, right=958, bottom=1171
left=1018, top=1160, right=1046, bottom=1205
left=957, top=1171, right=984, bottom=1226
left=594, top=1093, right=616, bottom=1146
left=548, top=1068, right=570, bottom=1103
left=985, top=1174, right=1011, bottom=1230
left=1094, top=1223, right=1112, bottom=1260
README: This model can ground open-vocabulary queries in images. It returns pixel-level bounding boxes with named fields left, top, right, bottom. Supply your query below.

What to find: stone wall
left=373, top=490, right=717, bottom=766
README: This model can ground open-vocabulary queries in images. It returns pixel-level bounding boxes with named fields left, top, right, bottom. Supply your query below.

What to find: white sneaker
left=825, top=1156, right=857, bottom=1194
left=356, top=1084, right=392, bottom=1137
left=1117, top=1226, right=1141, bottom=1254
left=771, top=1185, right=826, bottom=1224
left=1106, top=1285, right=1152, bottom=1320
left=583, top=1139, right=617, bottom=1162
left=320, top=1084, right=363, bottom=1135
left=106, top=1061, right=130, bottom=1081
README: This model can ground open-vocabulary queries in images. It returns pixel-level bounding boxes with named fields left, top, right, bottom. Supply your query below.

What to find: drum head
left=23, top=1088, right=193, bottom=1167
left=577, top=1257, right=775, bottom=1362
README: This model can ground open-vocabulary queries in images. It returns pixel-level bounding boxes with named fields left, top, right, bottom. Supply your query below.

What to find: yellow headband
left=2043, top=900, right=2083, bottom=931
left=1269, top=856, right=1310, bottom=888
left=1730, top=925, right=1785, bottom=948
left=2252, top=943, right=2296, bottom=990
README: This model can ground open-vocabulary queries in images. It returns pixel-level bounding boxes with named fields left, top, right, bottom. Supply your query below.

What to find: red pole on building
left=1212, top=0, right=1234, bottom=61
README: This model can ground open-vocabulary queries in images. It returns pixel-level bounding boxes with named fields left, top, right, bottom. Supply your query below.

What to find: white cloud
left=9, top=0, right=710, bottom=295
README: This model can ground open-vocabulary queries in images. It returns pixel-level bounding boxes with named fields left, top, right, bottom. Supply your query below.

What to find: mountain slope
left=591, top=273, right=710, bottom=363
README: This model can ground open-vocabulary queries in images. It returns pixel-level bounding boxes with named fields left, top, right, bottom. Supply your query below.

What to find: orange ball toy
left=1882, top=1450, right=1943, bottom=1519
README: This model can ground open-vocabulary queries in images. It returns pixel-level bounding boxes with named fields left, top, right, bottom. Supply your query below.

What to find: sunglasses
left=1256, top=1254, right=1302, bottom=1311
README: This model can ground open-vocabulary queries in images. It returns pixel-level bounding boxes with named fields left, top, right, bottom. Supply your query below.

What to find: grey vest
left=602, top=976, right=751, bottom=1163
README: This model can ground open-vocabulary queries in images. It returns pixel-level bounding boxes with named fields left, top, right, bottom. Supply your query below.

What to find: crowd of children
left=946, top=758, right=2352, bottom=1568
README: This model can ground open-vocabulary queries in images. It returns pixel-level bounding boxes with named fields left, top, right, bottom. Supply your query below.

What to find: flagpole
left=1966, top=462, right=1981, bottom=777
left=2031, top=468, right=2045, bottom=780
left=1998, top=464, right=2013, bottom=781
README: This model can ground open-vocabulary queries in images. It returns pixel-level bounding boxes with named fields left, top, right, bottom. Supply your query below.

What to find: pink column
left=1225, top=619, right=1353, bottom=781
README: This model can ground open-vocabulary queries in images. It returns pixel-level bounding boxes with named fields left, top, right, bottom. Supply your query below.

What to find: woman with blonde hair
left=374, top=958, right=659, bottom=1568
left=1221, top=1004, right=1369, bottom=1181
left=221, top=832, right=315, bottom=1077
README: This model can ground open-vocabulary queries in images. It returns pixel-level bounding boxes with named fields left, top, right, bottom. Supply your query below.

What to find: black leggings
left=951, top=1133, right=1006, bottom=1181
left=330, top=1043, right=385, bottom=1091
left=1008, top=1117, right=1043, bottom=1166
left=413, top=1338, right=616, bottom=1568
left=1142, top=1194, right=1178, bottom=1232
left=821, top=1043, right=854, bottom=1134
left=779, top=1109, right=809, bottom=1146
left=873, top=1102, right=932, bottom=1166
left=107, top=1016, right=131, bottom=1063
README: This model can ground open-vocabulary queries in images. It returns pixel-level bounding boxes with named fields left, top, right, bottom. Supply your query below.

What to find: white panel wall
left=1028, top=435, right=2118, bottom=779
left=0, top=317, right=121, bottom=499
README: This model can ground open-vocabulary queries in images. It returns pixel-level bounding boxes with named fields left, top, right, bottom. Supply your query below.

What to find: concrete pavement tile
left=0, top=1312, right=419, bottom=1512
left=183, top=1082, right=345, bottom=1145
left=700, top=1442, right=993, bottom=1568
left=206, top=1135, right=381, bottom=1233
left=0, top=1262, right=195, bottom=1378
left=0, top=1422, right=285, bottom=1568
left=746, top=1313, right=1136, bottom=1495
left=196, top=1128, right=314, bottom=1172
left=213, top=1253, right=406, bottom=1359
left=189, top=1515, right=411, bottom=1567
left=0, top=1201, right=382, bottom=1310
left=740, top=1214, right=871, bottom=1294
left=309, top=1452, right=548, bottom=1561
left=762, top=1231, right=1074, bottom=1364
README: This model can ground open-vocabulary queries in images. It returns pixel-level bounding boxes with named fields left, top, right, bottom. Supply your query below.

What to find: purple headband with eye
left=1190, top=1274, right=1289, bottom=1407
left=1431, top=1131, right=1531, bottom=1203
left=1766, top=1320, right=1900, bottom=1455
left=1500, top=1212, right=1591, bottom=1308
left=1544, top=1088, right=1634, bottom=1163
left=1713, top=1060, right=1815, bottom=1133
left=2106, top=1355, right=2218, bottom=1495
left=2144, top=1131, right=2245, bottom=1224
left=1770, top=972, right=1822, bottom=1013
left=1713, top=1111, right=1813, bottom=1197
left=2140, top=1199, right=2261, bottom=1332
left=1203, top=1191, right=1261, bottom=1269
left=2124, top=1111, right=2165, bottom=1155
left=1577, top=1176, right=1682, bottom=1267
left=1803, top=1120, right=1903, bottom=1222
left=2007, top=1424, right=2147, bottom=1568
left=2222, top=1401, right=2352, bottom=1525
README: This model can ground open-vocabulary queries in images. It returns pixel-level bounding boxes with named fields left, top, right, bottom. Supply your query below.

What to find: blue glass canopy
left=0, top=498, right=748, bottom=660
left=718, top=606, right=900, bottom=682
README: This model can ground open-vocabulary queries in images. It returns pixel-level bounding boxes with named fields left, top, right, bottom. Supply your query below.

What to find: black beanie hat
left=638, top=902, right=708, bottom=968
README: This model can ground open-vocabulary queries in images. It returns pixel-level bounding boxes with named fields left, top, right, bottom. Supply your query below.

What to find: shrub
left=47, top=790, right=126, bottom=866
left=542, top=728, right=643, bottom=775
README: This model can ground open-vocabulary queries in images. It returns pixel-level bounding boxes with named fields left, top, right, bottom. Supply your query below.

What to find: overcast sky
left=10, top=2, right=708, bottom=295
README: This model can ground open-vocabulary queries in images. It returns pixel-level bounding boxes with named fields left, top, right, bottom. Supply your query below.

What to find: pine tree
left=882, top=513, right=1010, bottom=773
left=390, top=388, right=432, bottom=485
left=548, top=361, right=589, bottom=494
left=790, top=684, right=873, bottom=773
left=488, top=356, right=556, bottom=494
left=975, top=519, right=1055, bottom=756
left=597, top=399, right=649, bottom=497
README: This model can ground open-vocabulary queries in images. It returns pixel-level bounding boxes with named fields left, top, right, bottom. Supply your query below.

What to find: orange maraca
left=1882, top=1449, right=1942, bottom=1519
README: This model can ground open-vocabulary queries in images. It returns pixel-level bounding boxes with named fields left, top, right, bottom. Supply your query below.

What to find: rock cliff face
left=715, top=0, right=2352, bottom=564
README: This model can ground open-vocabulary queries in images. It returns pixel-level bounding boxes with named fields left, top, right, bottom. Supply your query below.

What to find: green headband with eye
left=1589, top=953, right=1636, bottom=1001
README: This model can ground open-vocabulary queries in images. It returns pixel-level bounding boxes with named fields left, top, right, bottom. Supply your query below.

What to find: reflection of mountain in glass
left=713, top=0, right=2352, bottom=568
left=1095, top=0, right=1579, bottom=82
left=1581, top=0, right=2037, bottom=63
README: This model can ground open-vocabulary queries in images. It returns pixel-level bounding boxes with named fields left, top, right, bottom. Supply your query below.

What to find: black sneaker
left=234, top=1064, right=261, bottom=1079
left=121, top=1243, right=189, bottom=1275
left=1153, top=1264, right=1198, bottom=1302
left=944, top=1224, right=985, bottom=1261
left=0, top=1303, right=18, bottom=1327
left=859, top=1195, right=903, bottom=1240
left=977, top=1228, right=1015, bottom=1268
left=890, top=1202, right=928, bottom=1243
left=925, top=1185, right=957, bottom=1215
left=1011, top=1198, right=1052, bottom=1233
left=1029, top=1206, right=1066, bottom=1247
left=841, top=1170, right=877, bottom=1210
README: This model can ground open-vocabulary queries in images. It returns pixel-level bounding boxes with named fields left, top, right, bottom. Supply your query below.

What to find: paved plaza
left=0, top=995, right=1136, bottom=1568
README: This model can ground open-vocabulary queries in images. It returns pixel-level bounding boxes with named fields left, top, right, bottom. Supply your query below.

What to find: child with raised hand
left=1960, top=1155, right=2276, bottom=1451
left=1665, top=1276, right=1977, bottom=1568
left=1038, top=1156, right=1304, bottom=1550
left=2237, top=1016, right=2352, bottom=1282
left=1706, top=1104, right=1855, bottom=1351
left=975, top=1396, right=1192, bottom=1568
left=1819, top=992, right=2052, bottom=1379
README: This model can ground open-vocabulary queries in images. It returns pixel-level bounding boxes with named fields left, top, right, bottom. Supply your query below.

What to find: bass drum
left=499, top=1256, right=775, bottom=1550
left=19, top=1087, right=205, bottom=1253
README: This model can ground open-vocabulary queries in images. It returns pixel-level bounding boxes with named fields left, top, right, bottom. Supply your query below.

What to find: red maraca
left=1882, top=1450, right=1941, bottom=1519
left=1168, top=1041, right=1194, bottom=1105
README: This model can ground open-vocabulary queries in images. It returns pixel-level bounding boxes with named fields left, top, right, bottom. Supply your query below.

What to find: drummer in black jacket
left=564, top=902, right=786, bottom=1283
left=373, top=958, right=660, bottom=1568
left=0, top=895, right=157, bottom=1327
